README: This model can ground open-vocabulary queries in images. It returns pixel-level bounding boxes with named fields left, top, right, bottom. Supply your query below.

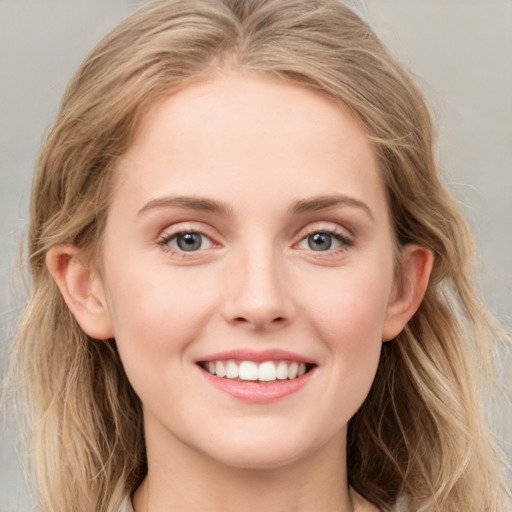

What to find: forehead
left=112, top=72, right=386, bottom=217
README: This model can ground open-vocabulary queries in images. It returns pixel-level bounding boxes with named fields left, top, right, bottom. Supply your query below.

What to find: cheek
left=102, top=264, right=225, bottom=414
left=296, top=257, right=394, bottom=406
left=300, top=263, right=393, bottom=346
left=102, top=257, right=221, bottom=364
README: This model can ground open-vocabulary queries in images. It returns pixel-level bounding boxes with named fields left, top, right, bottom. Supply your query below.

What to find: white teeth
left=276, top=361, right=288, bottom=380
left=258, top=361, right=276, bottom=381
left=215, top=361, right=226, bottom=378
left=204, top=359, right=311, bottom=381
left=287, top=362, right=298, bottom=379
left=239, top=361, right=258, bottom=380
left=225, top=359, right=238, bottom=379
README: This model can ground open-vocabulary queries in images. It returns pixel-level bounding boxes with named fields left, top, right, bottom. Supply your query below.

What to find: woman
left=8, top=0, right=510, bottom=511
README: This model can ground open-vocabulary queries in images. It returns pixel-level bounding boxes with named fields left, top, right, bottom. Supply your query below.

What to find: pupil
left=308, top=233, right=332, bottom=251
left=177, top=232, right=201, bottom=251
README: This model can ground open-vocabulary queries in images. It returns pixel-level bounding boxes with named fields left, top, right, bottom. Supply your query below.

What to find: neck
left=133, top=421, right=354, bottom=512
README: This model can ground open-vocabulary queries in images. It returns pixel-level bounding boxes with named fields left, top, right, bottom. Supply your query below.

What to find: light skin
left=47, top=73, right=433, bottom=512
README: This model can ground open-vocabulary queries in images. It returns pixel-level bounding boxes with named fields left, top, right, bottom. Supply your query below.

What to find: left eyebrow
left=289, top=194, right=374, bottom=221
left=137, top=195, right=232, bottom=216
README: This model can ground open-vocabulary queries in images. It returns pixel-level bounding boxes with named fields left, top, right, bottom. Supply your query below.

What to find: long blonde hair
left=8, top=0, right=510, bottom=510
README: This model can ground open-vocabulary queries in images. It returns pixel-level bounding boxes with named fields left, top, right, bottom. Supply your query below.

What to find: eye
left=160, top=231, right=213, bottom=252
left=296, top=230, right=353, bottom=252
left=303, top=232, right=336, bottom=251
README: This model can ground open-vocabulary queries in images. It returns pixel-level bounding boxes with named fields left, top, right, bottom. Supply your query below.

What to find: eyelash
left=157, top=224, right=355, bottom=257
left=157, top=229, right=215, bottom=255
left=294, top=226, right=355, bottom=256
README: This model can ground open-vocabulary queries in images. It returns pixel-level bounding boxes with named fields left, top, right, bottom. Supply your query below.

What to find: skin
left=48, top=73, right=433, bottom=512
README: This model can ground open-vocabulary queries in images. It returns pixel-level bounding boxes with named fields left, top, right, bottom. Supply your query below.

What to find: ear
left=46, top=244, right=114, bottom=340
left=382, top=244, right=434, bottom=342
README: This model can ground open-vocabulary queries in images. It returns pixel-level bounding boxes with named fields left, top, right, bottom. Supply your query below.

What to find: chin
left=207, top=446, right=308, bottom=471
left=195, top=426, right=337, bottom=471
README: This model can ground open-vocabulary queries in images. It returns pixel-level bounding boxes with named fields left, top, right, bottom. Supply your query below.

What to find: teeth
left=258, top=361, right=276, bottom=381
left=225, top=360, right=238, bottom=379
left=215, top=361, right=226, bottom=378
left=287, top=362, right=298, bottom=379
left=239, top=361, right=258, bottom=380
left=204, top=360, right=311, bottom=382
left=276, top=361, right=288, bottom=380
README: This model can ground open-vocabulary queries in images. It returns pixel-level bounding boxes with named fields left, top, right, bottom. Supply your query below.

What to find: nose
left=221, top=245, right=294, bottom=331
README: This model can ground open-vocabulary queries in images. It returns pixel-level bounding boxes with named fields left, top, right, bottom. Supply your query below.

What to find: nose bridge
left=223, top=238, right=292, bottom=330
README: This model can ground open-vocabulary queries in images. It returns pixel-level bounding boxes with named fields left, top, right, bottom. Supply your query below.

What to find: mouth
left=195, top=349, right=317, bottom=402
left=197, top=359, right=316, bottom=382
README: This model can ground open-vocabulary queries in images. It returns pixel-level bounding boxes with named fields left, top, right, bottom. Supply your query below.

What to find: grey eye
left=177, top=233, right=202, bottom=251
left=168, top=232, right=212, bottom=252
left=307, top=233, right=333, bottom=251
left=297, top=230, right=349, bottom=253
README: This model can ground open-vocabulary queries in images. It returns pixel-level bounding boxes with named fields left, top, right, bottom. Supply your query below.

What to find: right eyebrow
left=137, top=195, right=232, bottom=216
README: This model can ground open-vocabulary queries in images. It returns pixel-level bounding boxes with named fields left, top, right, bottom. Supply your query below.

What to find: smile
left=198, top=359, right=314, bottom=382
left=196, top=349, right=317, bottom=402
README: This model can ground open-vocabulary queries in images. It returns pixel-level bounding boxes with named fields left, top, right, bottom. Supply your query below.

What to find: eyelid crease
left=158, top=228, right=215, bottom=244
left=294, top=219, right=355, bottom=241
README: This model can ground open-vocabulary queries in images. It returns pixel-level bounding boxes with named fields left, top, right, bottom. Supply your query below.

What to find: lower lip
left=198, top=367, right=314, bottom=403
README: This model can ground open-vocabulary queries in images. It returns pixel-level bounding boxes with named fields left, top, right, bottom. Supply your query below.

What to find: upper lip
left=196, top=348, right=316, bottom=364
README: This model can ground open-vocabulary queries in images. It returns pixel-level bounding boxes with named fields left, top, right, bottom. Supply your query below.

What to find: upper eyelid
left=159, top=230, right=211, bottom=241
left=295, top=230, right=353, bottom=248
left=156, top=223, right=221, bottom=251
left=158, top=221, right=218, bottom=238
left=291, top=222, right=356, bottom=253
left=159, top=229, right=217, bottom=247
left=294, top=221, right=354, bottom=240
left=160, top=226, right=210, bottom=237
left=156, top=220, right=354, bottom=244
left=157, top=230, right=218, bottom=257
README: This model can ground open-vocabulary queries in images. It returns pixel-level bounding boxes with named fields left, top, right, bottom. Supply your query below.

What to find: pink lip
left=198, top=366, right=315, bottom=403
left=195, top=349, right=317, bottom=403
left=196, top=348, right=316, bottom=364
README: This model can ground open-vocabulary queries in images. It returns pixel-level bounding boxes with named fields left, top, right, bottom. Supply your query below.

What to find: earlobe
left=382, top=244, right=434, bottom=342
left=46, top=245, right=114, bottom=340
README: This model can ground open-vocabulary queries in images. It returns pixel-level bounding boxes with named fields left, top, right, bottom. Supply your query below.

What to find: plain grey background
left=1, top=1, right=511, bottom=510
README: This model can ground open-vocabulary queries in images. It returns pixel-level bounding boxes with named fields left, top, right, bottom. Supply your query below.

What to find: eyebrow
left=290, top=194, right=374, bottom=220
left=137, top=196, right=232, bottom=216
left=137, top=193, right=373, bottom=220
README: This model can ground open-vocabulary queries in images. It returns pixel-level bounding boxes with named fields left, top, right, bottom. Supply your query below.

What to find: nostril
left=231, top=315, right=286, bottom=328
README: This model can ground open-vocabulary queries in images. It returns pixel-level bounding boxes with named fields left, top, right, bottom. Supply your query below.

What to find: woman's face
left=95, top=73, right=407, bottom=469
